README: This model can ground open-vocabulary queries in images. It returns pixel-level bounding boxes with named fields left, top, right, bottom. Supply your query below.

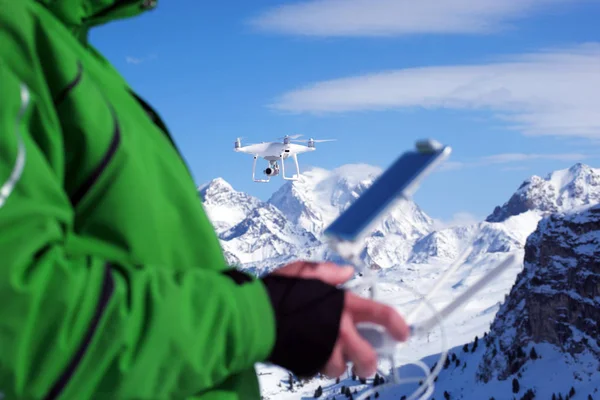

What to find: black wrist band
left=261, top=274, right=345, bottom=378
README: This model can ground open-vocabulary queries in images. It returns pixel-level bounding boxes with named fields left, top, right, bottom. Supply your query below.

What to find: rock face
left=477, top=203, right=600, bottom=383
left=486, top=163, right=600, bottom=223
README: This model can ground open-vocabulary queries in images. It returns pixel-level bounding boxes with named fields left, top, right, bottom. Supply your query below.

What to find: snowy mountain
left=200, top=164, right=438, bottom=273
left=200, top=177, right=322, bottom=274
left=198, top=177, right=262, bottom=235
left=219, top=204, right=320, bottom=274
left=233, top=162, right=600, bottom=399
left=408, top=163, right=600, bottom=267
left=267, top=164, right=435, bottom=269
left=487, top=163, right=600, bottom=222
left=267, top=164, right=383, bottom=237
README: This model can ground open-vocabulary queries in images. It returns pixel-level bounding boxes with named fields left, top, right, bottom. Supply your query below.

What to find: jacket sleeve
left=0, top=61, right=276, bottom=399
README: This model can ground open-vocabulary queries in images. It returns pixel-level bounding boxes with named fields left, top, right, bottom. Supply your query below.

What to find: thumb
left=301, top=263, right=355, bottom=286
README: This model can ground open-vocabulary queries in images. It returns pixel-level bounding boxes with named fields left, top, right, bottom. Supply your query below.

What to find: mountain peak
left=198, top=177, right=234, bottom=197
left=486, top=162, right=600, bottom=222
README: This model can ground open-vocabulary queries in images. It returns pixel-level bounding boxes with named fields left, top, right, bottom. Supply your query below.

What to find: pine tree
left=336, top=377, right=340, bottom=384
left=455, top=358, right=460, bottom=367
left=472, top=336, right=479, bottom=352
left=374, top=393, right=379, bottom=398
left=512, top=378, right=520, bottom=394
left=588, top=394, right=593, bottom=400
left=359, top=377, right=366, bottom=384
left=553, top=394, right=557, bottom=400
left=314, top=385, right=323, bottom=398
left=463, top=343, right=469, bottom=352
left=444, top=357, right=451, bottom=369
left=570, top=387, right=576, bottom=397
left=288, top=372, right=294, bottom=390
left=444, top=391, right=450, bottom=400
left=530, top=347, right=538, bottom=360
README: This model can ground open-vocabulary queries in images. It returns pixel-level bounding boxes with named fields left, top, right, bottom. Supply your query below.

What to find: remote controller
left=322, top=139, right=452, bottom=355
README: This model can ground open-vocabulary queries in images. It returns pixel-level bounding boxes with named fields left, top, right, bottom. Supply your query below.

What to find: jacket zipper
left=43, top=264, right=115, bottom=400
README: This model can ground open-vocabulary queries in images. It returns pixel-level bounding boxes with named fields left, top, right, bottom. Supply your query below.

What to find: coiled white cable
left=351, top=278, right=447, bottom=400
left=345, top=249, right=517, bottom=400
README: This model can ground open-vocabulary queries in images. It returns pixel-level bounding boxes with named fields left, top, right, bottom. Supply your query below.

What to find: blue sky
left=89, top=0, right=600, bottom=224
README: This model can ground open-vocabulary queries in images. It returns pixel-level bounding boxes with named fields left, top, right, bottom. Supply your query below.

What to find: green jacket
left=0, top=1, right=276, bottom=399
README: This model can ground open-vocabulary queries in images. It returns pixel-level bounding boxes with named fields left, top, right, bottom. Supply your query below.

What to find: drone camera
left=264, top=167, right=279, bottom=176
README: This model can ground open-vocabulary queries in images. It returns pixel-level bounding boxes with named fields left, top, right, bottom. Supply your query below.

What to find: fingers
left=321, top=341, right=346, bottom=378
left=338, top=312, right=378, bottom=377
left=346, top=293, right=410, bottom=342
left=300, top=262, right=355, bottom=286
left=275, top=260, right=355, bottom=286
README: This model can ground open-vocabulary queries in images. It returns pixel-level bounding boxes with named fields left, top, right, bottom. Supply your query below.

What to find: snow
left=196, top=161, right=600, bottom=399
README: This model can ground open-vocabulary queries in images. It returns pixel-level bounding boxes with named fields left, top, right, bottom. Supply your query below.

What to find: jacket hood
left=37, top=0, right=157, bottom=29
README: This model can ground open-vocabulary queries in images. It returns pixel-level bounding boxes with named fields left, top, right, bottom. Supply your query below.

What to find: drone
left=233, top=134, right=335, bottom=182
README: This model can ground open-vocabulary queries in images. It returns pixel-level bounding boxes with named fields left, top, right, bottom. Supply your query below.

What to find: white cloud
left=249, top=0, right=579, bottom=37
left=480, top=152, right=589, bottom=164
left=433, top=211, right=481, bottom=229
left=270, top=43, right=600, bottom=139
left=126, top=56, right=143, bottom=64
left=126, top=54, right=158, bottom=65
left=437, top=152, right=591, bottom=172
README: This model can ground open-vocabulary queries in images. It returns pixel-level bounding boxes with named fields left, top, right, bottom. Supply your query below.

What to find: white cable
left=353, top=280, right=447, bottom=400
left=405, top=245, right=473, bottom=322
left=347, top=252, right=518, bottom=400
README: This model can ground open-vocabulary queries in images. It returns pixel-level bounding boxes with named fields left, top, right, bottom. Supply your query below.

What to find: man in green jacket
left=0, top=1, right=409, bottom=399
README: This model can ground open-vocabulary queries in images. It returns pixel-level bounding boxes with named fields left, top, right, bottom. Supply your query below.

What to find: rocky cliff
left=477, top=203, right=600, bottom=383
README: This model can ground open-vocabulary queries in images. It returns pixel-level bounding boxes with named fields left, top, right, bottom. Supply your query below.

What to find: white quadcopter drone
left=233, top=134, right=335, bottom=182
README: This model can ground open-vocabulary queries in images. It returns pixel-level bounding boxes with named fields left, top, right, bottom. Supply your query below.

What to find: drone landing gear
left=252, top=156, right=270, bottom=183
left=280, top=153, right=300, bottom=181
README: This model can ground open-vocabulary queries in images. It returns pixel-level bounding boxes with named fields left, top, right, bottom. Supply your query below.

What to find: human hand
left=262, top=260, right=410, bottom=379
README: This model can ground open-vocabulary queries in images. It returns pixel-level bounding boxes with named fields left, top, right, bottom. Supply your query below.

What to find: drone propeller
left=292, top=138, right=337, bottom=143
left=277, top=134, right=303, bottom=140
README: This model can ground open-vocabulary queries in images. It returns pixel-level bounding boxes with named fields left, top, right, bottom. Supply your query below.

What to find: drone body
left=234, top=134, right=334, bottom=182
